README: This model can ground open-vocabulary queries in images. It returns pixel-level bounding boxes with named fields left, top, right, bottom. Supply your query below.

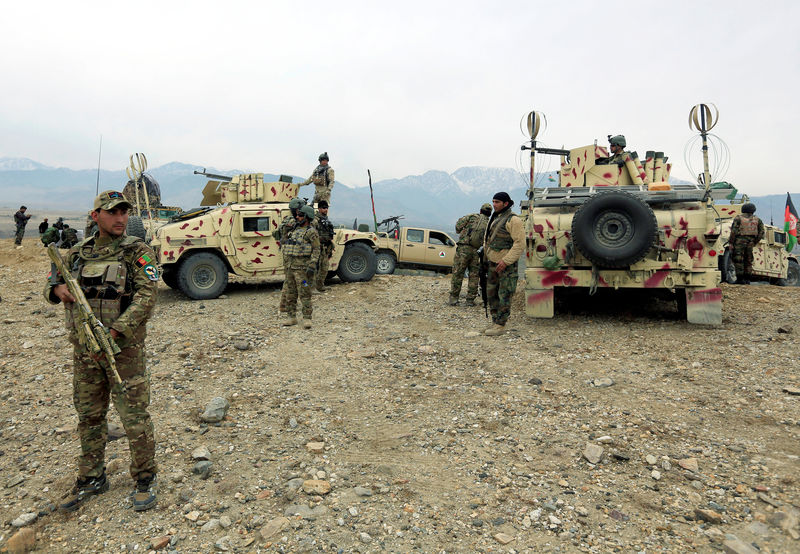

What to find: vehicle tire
left=336, top=243, right=377, bottom=282
left=375, top=251, right=397, bottom=274
left=177, top=252, right=228, bottom=299
left=719, top=249, right=737, bottom=284
left=162, top=267, right=178, bottom=289
left=778, top=259, right=800, bottom=286
left=126, top=216, right=146, bottom=240
left=571, top=191, right=657, bottom=268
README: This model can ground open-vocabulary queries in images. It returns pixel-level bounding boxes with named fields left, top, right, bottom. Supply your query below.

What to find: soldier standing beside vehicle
left=281, top=205, right=320, bottom=328
left=298, top=152, right=335, bottom=205
left=275, top=197, right=306, bottom=313
left=449, top=203, right=491, bottom=306
left=45, top=190, right=159, bottom=513
left=482, top=192, right=525, bottom=336
left=729, top=202, right=765, bottom=284
left=313, top=200, right=335, bottom=292
left=13, top=205, right=31, bottom=246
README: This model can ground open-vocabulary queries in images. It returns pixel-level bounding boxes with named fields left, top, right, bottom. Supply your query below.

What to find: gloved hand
left=305, top=267, right=315, bottom=279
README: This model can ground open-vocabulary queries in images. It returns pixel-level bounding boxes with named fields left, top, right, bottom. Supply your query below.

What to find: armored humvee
left=520, top=109, right=724, bottom=324
left=150, top=173, right=379, bottom=299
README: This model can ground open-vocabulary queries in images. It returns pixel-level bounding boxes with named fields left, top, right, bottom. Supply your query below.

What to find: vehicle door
left=424, top=230, right=457, bottom=266
left=402, top=228, right=427, bottom=263
left=230, top=207, right=282, bottom=274
left=760, top=228, right=788, bottom=278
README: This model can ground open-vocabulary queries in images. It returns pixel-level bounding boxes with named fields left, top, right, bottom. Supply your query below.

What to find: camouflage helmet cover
left=480, top=203, right=492, bottom=214
left=318, top=152, right=329, bottom=161
left=608, top=135, right=626, bottom=148
left=299, top=205, right=316, bottom=220
left=741, top=202, right=756, bottom=214
left=288, top=197, right=307, bottom=210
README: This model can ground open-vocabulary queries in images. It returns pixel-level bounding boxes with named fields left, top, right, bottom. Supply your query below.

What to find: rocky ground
left=0, top=237, right=799, bottom=553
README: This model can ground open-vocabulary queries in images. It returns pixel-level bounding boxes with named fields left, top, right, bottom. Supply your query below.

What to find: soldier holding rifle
left=45, top=190, right=159, bottom=513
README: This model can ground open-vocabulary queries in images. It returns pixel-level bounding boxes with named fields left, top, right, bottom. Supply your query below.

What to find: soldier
left=13, top=205, right=31, bottom=246
left=729, top=202, right=765, bottom=284
left=482, top=192, right=525, bottom=336
left=60, top=224, right=79, bottom=248
left=313, top=200, right=335, bottom=292
left=39, top=218, right=49, bottom=236
left=45, top=190, right=158, bottom=513
left=41, top=225, right=60, bottom=246
left=598, top=135, right=628, bottom=165
left=449, top=203, right=492, bottom=305
left=298, top=152, right=335, bottom=205
left=275, top=197, right=307, bottom=313
left=281, top=205, right=320, bottom=328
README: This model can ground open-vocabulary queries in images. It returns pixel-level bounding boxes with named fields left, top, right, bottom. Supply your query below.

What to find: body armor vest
left=737, top=215, right=759, bottom=236
left=487, top=210, right=515, bottom=251
left=282, top=227, right=315, bottom=257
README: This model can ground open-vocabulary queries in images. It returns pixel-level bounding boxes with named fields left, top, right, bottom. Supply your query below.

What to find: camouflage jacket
left=299, top=165, right=335, bottom=188
left=14, top=210, right=30, bottom=227
left=274, top=214, right=297, bottom=244
left=45, top=234, right=158, bottom=347
left=313, top=214, right=335, bottom=244
left=282, top=225, right=320, bottom=270
left=455, top=212, right=488, bottom=248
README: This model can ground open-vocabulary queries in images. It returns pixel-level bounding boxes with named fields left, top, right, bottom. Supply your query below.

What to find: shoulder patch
left=134, top=253, right=155, bottom=268
left=142, top=263, right=160, bottom=281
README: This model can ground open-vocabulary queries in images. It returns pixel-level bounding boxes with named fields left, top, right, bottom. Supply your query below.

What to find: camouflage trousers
left=73, top=342, right=156, bottom=481
left=450, top=244, right=480, bottom=299
left=14, top=226, right=25, bottom=245
left=284, top=267, right=314, bottom=318
left=312, top=187, right=332, bottom=206
left=316, top=243, right=333, bottom=289
left=279, top=256, right=290, bottom=312
left=732, top=236, right=758, bottom=275
left=487, top=260, right=518, bottom=326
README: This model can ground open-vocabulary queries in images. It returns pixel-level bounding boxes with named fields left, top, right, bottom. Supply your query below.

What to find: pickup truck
left=371, top=216, right=457, bottom=274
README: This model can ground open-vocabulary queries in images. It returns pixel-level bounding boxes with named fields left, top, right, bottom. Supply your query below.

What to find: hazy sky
left=1, top=1, right=797, bottom=194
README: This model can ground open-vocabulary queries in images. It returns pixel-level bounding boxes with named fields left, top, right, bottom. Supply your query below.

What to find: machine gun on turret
left=194, top=168, right=233, bottom=182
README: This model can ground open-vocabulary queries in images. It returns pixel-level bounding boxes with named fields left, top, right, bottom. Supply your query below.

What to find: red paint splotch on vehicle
left=678, top=217, right=688, bottom=231
left=252, top=241, right=261, bottom=247
left=687, top=287, right=722, bottom=305
left=182, top=240, right=193, bottom=246
left=252, top=257, right=262, bottom=264
left=686, top=236, right=704, bottom=260
left=541, top=270, right=577, bottom=287
left=271, top=186, right=277, bottom=196
left=546, top=219, right=554, bottom=230
left=178, top=246, right=185, bottom=255
left=533, top=223, right=544, bottom=238
left=254, top=232, right=265, bottom=237
left=603, top=172, right=613, bottom=179
left=644, top=264, right=672, bottom=288
left=536, top=244, right=547, bottom=252
left=527, top=289, right=553, bottom=305
left=561, top=248, right=566, bottom=258
left=664, top=224, right=672, bottom=238
left=180, top=223, right=189, bottom=230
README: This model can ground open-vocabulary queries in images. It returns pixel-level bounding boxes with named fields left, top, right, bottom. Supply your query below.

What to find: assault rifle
left=477, top=246, right=488, bottom=317
left=47, top=244, right=124, bottom=389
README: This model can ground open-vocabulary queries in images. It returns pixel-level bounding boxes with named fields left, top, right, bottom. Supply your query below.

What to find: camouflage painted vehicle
left=520, top=108, right=724, bottom=324
left=372, top=216, right=457, bottom=274
left=150, top=173, right=379, bottom=299
left=714, top=197, right=799, bottom=286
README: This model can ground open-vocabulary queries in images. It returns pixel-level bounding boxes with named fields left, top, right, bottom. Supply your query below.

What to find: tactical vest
left=737, top=215, right=759, bottom=236
left=487, top=210, right=515, bottom=251
left=66, top=237, right=138, bottom=331
left=275, top=215, right=297, bottom=243
left=315, top=215, right=334, bottom=243
left=312, top=165, right=331, bottom=186
left=282, top=226, right=315, bottom=257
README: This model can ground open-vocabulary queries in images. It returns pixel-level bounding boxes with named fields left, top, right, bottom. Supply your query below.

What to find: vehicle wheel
left=162, top=267, right=178, bottom=289
left=778, top=259, right=800, bottom=286
left=375, top=251, right=397, bottom=274
left=177, top=252, right=228, bottom=299
left=675, top=289, right=687, bottom=319
left=571, top=191, right=657, bottom=268
left=719, top=249, right=737, bottom=284
left=336, top=243, right=377, bottom=282
left=126, top=216, right=146, bottom=240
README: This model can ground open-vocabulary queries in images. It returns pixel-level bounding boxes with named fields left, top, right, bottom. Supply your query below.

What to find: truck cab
left=374, top=221, right=456, bottom=274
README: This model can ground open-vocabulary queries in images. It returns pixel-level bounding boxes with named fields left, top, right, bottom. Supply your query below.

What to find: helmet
left=299, top=205, right=316, bottom=220
left=318, top=152, right=329, bottom=161
left=480, top=203, right=492, bottom=215
left=608, top=135, right=626, bottom=148
left=288, top=197, right=306, bottom=210
left=742, top=202, right=756, bottom=214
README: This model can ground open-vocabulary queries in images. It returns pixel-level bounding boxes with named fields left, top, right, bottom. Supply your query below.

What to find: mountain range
left=0, top=157, right=796, bottom=233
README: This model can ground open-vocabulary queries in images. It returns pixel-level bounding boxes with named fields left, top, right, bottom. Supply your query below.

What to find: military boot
left=302, top=318, right=312, bottom=329
left=464, top=297, right=477, bottom=306
left=316, top=284, right=328, bottom=292
left=132, top=474, right=157, bottom=512
left=484, top=324, right=506, bottom=336
left=447, top=295, right=459, bottom=306
left=59, top=472, right=109, bottom=512
left=282, top=316, right=298, bottom=326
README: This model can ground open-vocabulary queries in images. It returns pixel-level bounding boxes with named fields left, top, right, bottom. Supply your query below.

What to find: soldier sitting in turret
left=597, top=135, right=628, bottom=165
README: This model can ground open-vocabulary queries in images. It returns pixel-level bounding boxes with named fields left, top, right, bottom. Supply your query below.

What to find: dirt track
left=0, top=238, right=798, bottom=553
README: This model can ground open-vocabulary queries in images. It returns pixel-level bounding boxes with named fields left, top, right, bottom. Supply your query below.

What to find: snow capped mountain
left=451, top=166, right=529, bottom=195
left=0, top=157, right=49, bottom=171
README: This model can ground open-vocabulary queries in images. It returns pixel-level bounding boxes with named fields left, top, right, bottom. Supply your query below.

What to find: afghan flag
left=785, top=193, right=798, bottom=252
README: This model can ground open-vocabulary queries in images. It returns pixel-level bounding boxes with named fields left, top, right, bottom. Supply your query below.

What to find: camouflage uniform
left=13, top=209, right=30, bottom=245
left=41, top=226, right=60, bottom=246
left=282, top=225, right=320, bottom=320
left=61, top=227, right=79, bottom=248
left=298, top=165, right=335, bottom=204
left=313, top=212, right=335, bottom=291
left=484, top=208, right=525, bottom=326
left=730, top=213, right=765, bottom=276
left=275, top=214, right=299, bottom=312
left=45, top=233, right=158, bottom=482
left=450, top=212, right=488, bottom=302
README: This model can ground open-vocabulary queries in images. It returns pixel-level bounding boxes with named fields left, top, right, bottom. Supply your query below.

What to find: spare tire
left=126, top=215, right=146, bottom=240
left=571, top=191, right=657, bottom=268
